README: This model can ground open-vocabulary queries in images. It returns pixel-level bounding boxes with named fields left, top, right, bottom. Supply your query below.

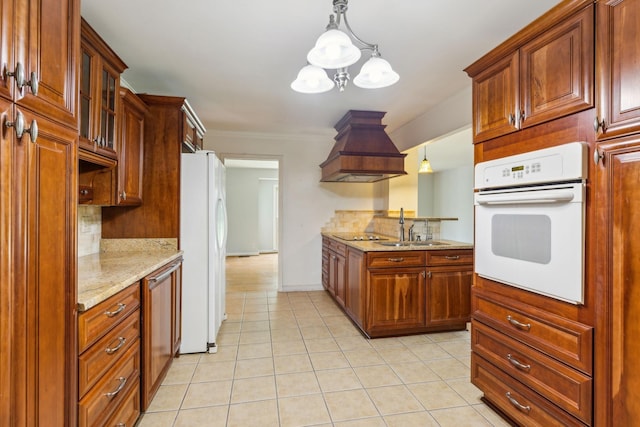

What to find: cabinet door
left=172, top=264, right=182, bottom=356
left=116, top=89, right=146, bottom=205
left=142, top=260, right=181, bottom=410
left=426, top=266, right=472, bottom=327
left=520, top=5, right=593, bottom=129
left=471, top=52, right=519, bottom=142
left=79, top=42, right=98, bottom=151
left=14, top=0, right=79, bottom=128
left=142, top=269, right=173, bottom=410
left=593, top=136, right=640, bottom=426
left=0, top=0, right=14, bottom=102
left=94, top=60, right=120, bottom=158
left=595, top=0, right=640, bottom=140
left=11, top=107, right=77, bottom=426
left=0, top=98, right=12, bottom=427
left=332, top=252, right=346, bottom=307
left=367, top=268, right=426, bottom=332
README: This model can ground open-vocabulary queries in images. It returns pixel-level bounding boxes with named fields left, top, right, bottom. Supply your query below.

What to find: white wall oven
left=474, top=142, right=587, bottom=304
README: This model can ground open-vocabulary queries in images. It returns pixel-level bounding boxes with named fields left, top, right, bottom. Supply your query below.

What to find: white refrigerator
left=180, top=151, right=228, bottom=354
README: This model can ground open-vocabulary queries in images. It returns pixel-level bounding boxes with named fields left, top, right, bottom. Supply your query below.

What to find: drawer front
left=472, top=354, right=588, bottom=427
left=103, top=377, right=140, bottom=427
left=79, top=284, right=141, bottom=353
left=472, top=320, right=592, bottom=424
left=473, top=291, right=593, bottom=374
left=79, top=344, right=140, bottom=427
left=367, top=251, right=426, bottom=268
left=328, top=239, right=347, bottom=256
left=78, top=310, right=140, bottom=398
left=426, top=249, right=473, bottom=266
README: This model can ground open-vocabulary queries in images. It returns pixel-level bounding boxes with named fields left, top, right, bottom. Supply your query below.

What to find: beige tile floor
left=138, top=254, right=510, bottom=427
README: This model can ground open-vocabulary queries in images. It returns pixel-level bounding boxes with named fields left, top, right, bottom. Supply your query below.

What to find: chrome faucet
left=399, top=208, right=405, bottom=242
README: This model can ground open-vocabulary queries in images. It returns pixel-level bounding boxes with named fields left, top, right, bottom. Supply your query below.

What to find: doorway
left=221, top=156, right=281, bottom=293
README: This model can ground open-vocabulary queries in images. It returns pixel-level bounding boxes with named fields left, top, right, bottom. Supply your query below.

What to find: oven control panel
left=474, top=142, right=587, bottom=189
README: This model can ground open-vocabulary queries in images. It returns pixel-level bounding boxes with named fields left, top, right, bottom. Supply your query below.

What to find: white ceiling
left=80, top=0, right=559, bottom=137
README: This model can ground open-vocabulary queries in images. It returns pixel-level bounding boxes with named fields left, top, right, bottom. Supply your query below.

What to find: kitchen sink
left=375, top=241, right=449, bottom=247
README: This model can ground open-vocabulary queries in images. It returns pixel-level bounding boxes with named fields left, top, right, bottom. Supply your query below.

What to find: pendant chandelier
left=418, top=146, right=433, bottom=174
left=291, top=0, right=399, bottom=94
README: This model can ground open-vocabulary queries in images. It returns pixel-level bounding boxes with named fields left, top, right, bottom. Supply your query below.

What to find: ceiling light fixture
left=291, top=0, right=399, bottom=93
left=418, top=146, right=433, bottom=174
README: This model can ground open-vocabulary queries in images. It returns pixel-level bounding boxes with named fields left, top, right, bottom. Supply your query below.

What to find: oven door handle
left=475, top=190, right=576, bottom=205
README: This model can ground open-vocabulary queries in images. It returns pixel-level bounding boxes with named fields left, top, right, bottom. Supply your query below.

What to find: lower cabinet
left=471, top=283, right=593, bottom=426
left=77, top=284, right=141, bottom=427
left=141, top=258, right=183, bottom=411
left=322, top=237, right=346, bottom=306
left=322, top=236, right=473, bottom=338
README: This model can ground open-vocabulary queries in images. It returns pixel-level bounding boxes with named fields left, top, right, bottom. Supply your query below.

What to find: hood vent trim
left=320, top=110, right=407, bottom=183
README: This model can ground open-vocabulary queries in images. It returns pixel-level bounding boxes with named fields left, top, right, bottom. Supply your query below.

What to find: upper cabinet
left=465, top=2, right=594, bottom=143
left=594, top=0, right=640, bottom=140
left=0, top=0, right=79, bottom=129
left=116, top=88, right=147, bottom=205
left=79, top=18, right=127, bottom=159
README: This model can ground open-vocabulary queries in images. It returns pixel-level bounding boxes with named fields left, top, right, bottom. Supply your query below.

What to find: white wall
left=432, top=166, right=474, bottom=243
left=226, top=167, right=278, bottom=255
left=205, top=131, right=381, bottom=292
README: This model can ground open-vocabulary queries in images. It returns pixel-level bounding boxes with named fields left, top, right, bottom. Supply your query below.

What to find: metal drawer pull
left=105, top=337, right=126, bottom=354
left=444, top=255, right=460, bottom=260
left=104, top=303, right=126, bottom=318
left=507, top=354, right=531, bottom=372
left=116, top=424, right=126, bottom=427
left=388, top=257, right=404, bottom=262
left=507, top=315, right=531, bottom=331
left=148, top=262, right=181, bottom=283
left=506, top=392, right=531, bottom=413
left=105, top=377, right=127, bottom=398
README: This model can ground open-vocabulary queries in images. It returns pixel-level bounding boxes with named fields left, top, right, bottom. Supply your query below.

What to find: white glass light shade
left=307, top=29, right=361, bottom=69
left=353, top=56, right=399, bottom=89
left=291, top=64, right=334, bottom=93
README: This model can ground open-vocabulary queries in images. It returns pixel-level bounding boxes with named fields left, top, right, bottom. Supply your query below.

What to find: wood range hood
left=320, top=110, right=407, bottom=183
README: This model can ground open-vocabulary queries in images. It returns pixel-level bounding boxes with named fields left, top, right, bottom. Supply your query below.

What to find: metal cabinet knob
left=5, top=111, right=38, bottom=142
left=7, top=62, right=39, bottom=95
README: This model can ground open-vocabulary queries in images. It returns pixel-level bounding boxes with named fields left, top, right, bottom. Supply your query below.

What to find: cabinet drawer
left=328, top=239, right=347, bottom=256
left=472, top=320, right=592, bottom=424
left=472, top=353, right=587, bottom=427
left=426, top=249, right=473, bottom=266
left=367, top=251, right=426, bottom=268
left=78, top=309, right=140, bottom=398
left=103, top=377, right=140, bottom=427
left=79, top=284, right=141, bottom=353
left=78, top=344, right=140, bottom=427
left=473, top=291, right=592, bottom=374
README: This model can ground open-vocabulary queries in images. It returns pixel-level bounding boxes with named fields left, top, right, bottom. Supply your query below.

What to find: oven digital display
left=511, top=165, right=525, bottom=172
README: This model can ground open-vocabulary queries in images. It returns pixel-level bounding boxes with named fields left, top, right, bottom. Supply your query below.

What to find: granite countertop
left=77, top=250, right=183, bottom=312
left=322, top=232, right=473, bottom=252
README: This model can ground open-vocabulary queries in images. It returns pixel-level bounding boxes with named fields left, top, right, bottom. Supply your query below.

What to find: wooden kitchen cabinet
left=141, top=258, right=183, bottom=411
left=425, top=250, right=473, bottom=328
left=322, top=237, right=346, bottom=307
left=115, top=88, right=147, bottom=205
left=0, top=0, right=79, bottom=423
left=1, top=0, right=79, bottom=128
left=594, top=0, right=640, bottom=141
left=367, top=266, right=426, bottom=335
left=465, top=1, right=593, bottom=143
left=592, top=135, right=640, bottom=426
left=102, top=95, right=206, bottom=239
left=79, top=18, right=127, bottom=159
left=77, top=285, right=141, bottom=427
left=324, top=235, right=473, bottom=339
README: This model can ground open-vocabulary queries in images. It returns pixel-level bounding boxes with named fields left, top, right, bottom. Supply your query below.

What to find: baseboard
left=280, top=284, right=324, bottom=292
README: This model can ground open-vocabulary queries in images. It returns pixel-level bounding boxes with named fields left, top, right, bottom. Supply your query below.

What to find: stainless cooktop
left=331, top=233, right=389, bottom=241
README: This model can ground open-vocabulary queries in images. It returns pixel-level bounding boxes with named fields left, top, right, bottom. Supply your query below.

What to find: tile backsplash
left=78, top=205, right=101, bottom=257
